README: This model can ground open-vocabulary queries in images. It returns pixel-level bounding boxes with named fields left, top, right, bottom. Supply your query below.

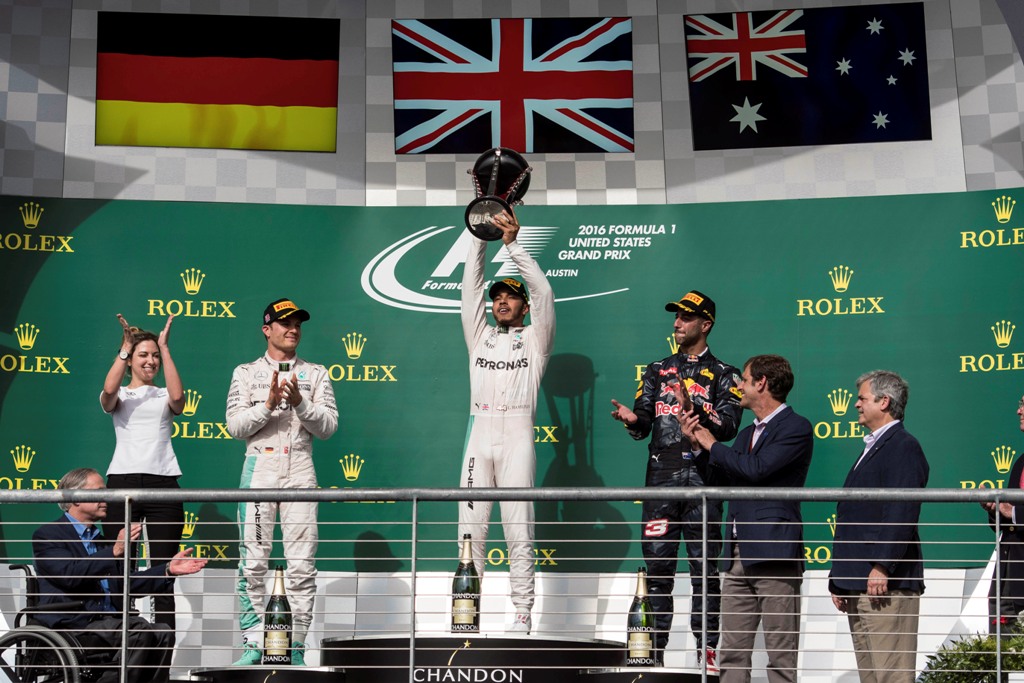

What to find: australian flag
left=684, top=2, right=931, bottom=150
left=392, top=17, right=634, bottom=154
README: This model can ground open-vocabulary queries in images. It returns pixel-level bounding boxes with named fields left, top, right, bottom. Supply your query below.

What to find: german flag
left=95, top=12, right=340, bottom=152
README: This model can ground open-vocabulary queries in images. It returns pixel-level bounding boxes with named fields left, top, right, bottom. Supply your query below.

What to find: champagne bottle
left=451, top=534, right=481, bottom=633
left=262, top=565, right=292, bottom=666
left=626, top=566, right=655, bottom=666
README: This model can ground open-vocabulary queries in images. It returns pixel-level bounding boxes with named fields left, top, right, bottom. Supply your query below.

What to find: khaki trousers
left=846, top=590, right=920, bottom=683
left=718, top=545, right=802, bottom=683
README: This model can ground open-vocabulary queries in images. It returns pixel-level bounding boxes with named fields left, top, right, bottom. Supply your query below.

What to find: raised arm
left=99, top=314, right=133, bottom=413
left=461, top=234, right=488, bottom=351
left=157, top=315, right=185, bottom=415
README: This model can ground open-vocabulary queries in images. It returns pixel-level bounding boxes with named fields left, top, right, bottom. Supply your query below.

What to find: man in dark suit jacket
left=680, top=354, right=813, bottom=683
left=828, top=371, right=929, bottom=683
left=32, top=468, right=207, bottom=683
left=981, top=392, right=1024, bottom=631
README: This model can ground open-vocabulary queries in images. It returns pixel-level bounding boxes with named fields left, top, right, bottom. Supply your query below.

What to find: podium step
left=583, top=667, right=716, bottom=681
left=322, top=634, right=625, bottom=683
left=187, top=666, right=345, bottom=682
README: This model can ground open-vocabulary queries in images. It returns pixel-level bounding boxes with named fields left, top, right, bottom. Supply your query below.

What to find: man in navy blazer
left=828, top=371, right=929, bottom=683
left=680, top=354, right=813, bottom=683
left=32, top=468, right=207, bottom=683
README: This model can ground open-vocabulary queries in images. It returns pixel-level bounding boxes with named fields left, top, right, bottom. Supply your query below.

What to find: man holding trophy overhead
left=458, top=148, right=556, bottom=634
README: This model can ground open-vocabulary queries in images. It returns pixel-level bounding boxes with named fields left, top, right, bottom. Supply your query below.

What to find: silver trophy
left=465, top=148, right=532, bottom=241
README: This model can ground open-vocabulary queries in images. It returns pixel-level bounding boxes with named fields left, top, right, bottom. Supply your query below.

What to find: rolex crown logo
left=19, top=202, right=43, bottom=229
left=828, top=265, right=854, bottom=293
left=14, top=323, right=40, bottom=351
left=827, top=388, right=852, bottom=416
left=666, top=335, right=679, bottom=355
left=826, top=513, right=837, bottom=537
left=342, top=332, right=368, bottom=360
left=181, top=511, right=198, bottom=539
left=179, top=267, right=206, bottom=295
left=11, top=444, right=35, bottom=473
left=340, top=453, right=365, bottom=481
left=993, top=195, right=1016, bottom=224
left=992, top=320, right=1016, bottom=349
left=182, top=389, right=202, bottom=416
left=992, top=445, right=1016, bottom=474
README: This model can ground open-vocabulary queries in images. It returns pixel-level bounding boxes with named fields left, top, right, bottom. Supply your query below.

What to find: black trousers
left=75, top=614, right=174, bottom=683
left=103, top=473, right=185, bottom=630
left=642, top=454, right=723, bottom=656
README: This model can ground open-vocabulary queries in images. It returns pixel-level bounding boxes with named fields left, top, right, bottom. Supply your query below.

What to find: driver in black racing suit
left=611, top=290, right=742, bottom=670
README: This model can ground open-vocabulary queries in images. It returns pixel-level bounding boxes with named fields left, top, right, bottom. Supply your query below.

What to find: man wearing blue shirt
left=32, top=468, right=207, bottom=683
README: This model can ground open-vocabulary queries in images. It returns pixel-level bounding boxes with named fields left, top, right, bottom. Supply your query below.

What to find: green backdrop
left=0, top=189, right=1021, bottom=572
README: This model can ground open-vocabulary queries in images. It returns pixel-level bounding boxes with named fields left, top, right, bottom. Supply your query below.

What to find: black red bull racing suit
left=625, top=348, right=742, bottom=659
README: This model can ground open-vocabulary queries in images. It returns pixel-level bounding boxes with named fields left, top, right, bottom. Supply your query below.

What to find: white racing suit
left=459, top=237, right=555, bottom=612
left=226, top=354, right=338, bottom=644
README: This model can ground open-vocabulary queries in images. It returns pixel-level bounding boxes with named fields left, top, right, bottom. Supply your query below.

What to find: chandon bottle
left=262, top=565, right=292, bottom=666
left=626, top=567, right=656, bottom=666
left=451, top=534, right=481, bottom=633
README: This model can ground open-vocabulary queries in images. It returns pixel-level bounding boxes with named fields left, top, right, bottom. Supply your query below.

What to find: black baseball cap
left=263, top=298, right=311, bottom=325
left=665, top=290, right=716, bottom=323
left=488, top=278, right=530, bottom=303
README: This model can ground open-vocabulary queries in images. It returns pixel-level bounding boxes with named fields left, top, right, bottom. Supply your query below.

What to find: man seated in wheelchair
left=31, top=468, right=207, bottom=683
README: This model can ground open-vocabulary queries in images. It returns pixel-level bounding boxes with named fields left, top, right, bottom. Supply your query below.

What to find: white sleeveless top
left=105, top=385, right=181, bottom=477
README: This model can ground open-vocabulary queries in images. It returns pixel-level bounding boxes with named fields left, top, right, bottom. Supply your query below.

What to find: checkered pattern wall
left=0, top=0, right=1023, bottom=204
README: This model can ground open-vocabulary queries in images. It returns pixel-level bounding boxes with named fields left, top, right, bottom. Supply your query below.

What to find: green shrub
left=919, top=618, right=1024, bottom=682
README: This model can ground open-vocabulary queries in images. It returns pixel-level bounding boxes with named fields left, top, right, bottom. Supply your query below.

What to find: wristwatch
left=118, top=350, right=129, bottom=361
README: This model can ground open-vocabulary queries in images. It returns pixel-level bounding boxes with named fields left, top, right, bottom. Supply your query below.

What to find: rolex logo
left=182, top=389, right=202, bottom=417
left=961, top=320, right=1024, bottom=373
left=182, top=511, right=198, bottom=539
left=14, top=323, right=40, bottom=351
left=797, top=264, right=883, bottom=317
left=828, top=265, right=854, bottom=293
left=666, top=335, right=679, bottom=355
left=19, top=202, right=43, bottom=229
left=992, top=445, right=1016, bottom=474
left=827, top=388, right=852, bottom=416
left=993, top=195, right=1016, bottom=224
left=343, top=333, right=368, bottom=360
left=340, top=453, right=365, bottom=481
left=180, top=268, right=206, bottom=295
left=148, top=270, right=234, bottom=319
left=11, top=444, right=35, bottom=472
left=827, top=513, right=836, bottom=537
left=993, top=320, right=1016, bottom=349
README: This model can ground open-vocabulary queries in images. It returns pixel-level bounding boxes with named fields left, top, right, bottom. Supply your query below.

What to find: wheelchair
left=0, top=564, right=109, bottom=683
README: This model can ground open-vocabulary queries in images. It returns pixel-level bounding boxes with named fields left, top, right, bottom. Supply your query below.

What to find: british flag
left=392, top=17, right=634, bottom=154
left=685, top=10, right=807, bottom=82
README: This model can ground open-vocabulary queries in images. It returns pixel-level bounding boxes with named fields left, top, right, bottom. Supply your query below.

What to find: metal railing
left=0, top=485, right=1021, bottom=682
